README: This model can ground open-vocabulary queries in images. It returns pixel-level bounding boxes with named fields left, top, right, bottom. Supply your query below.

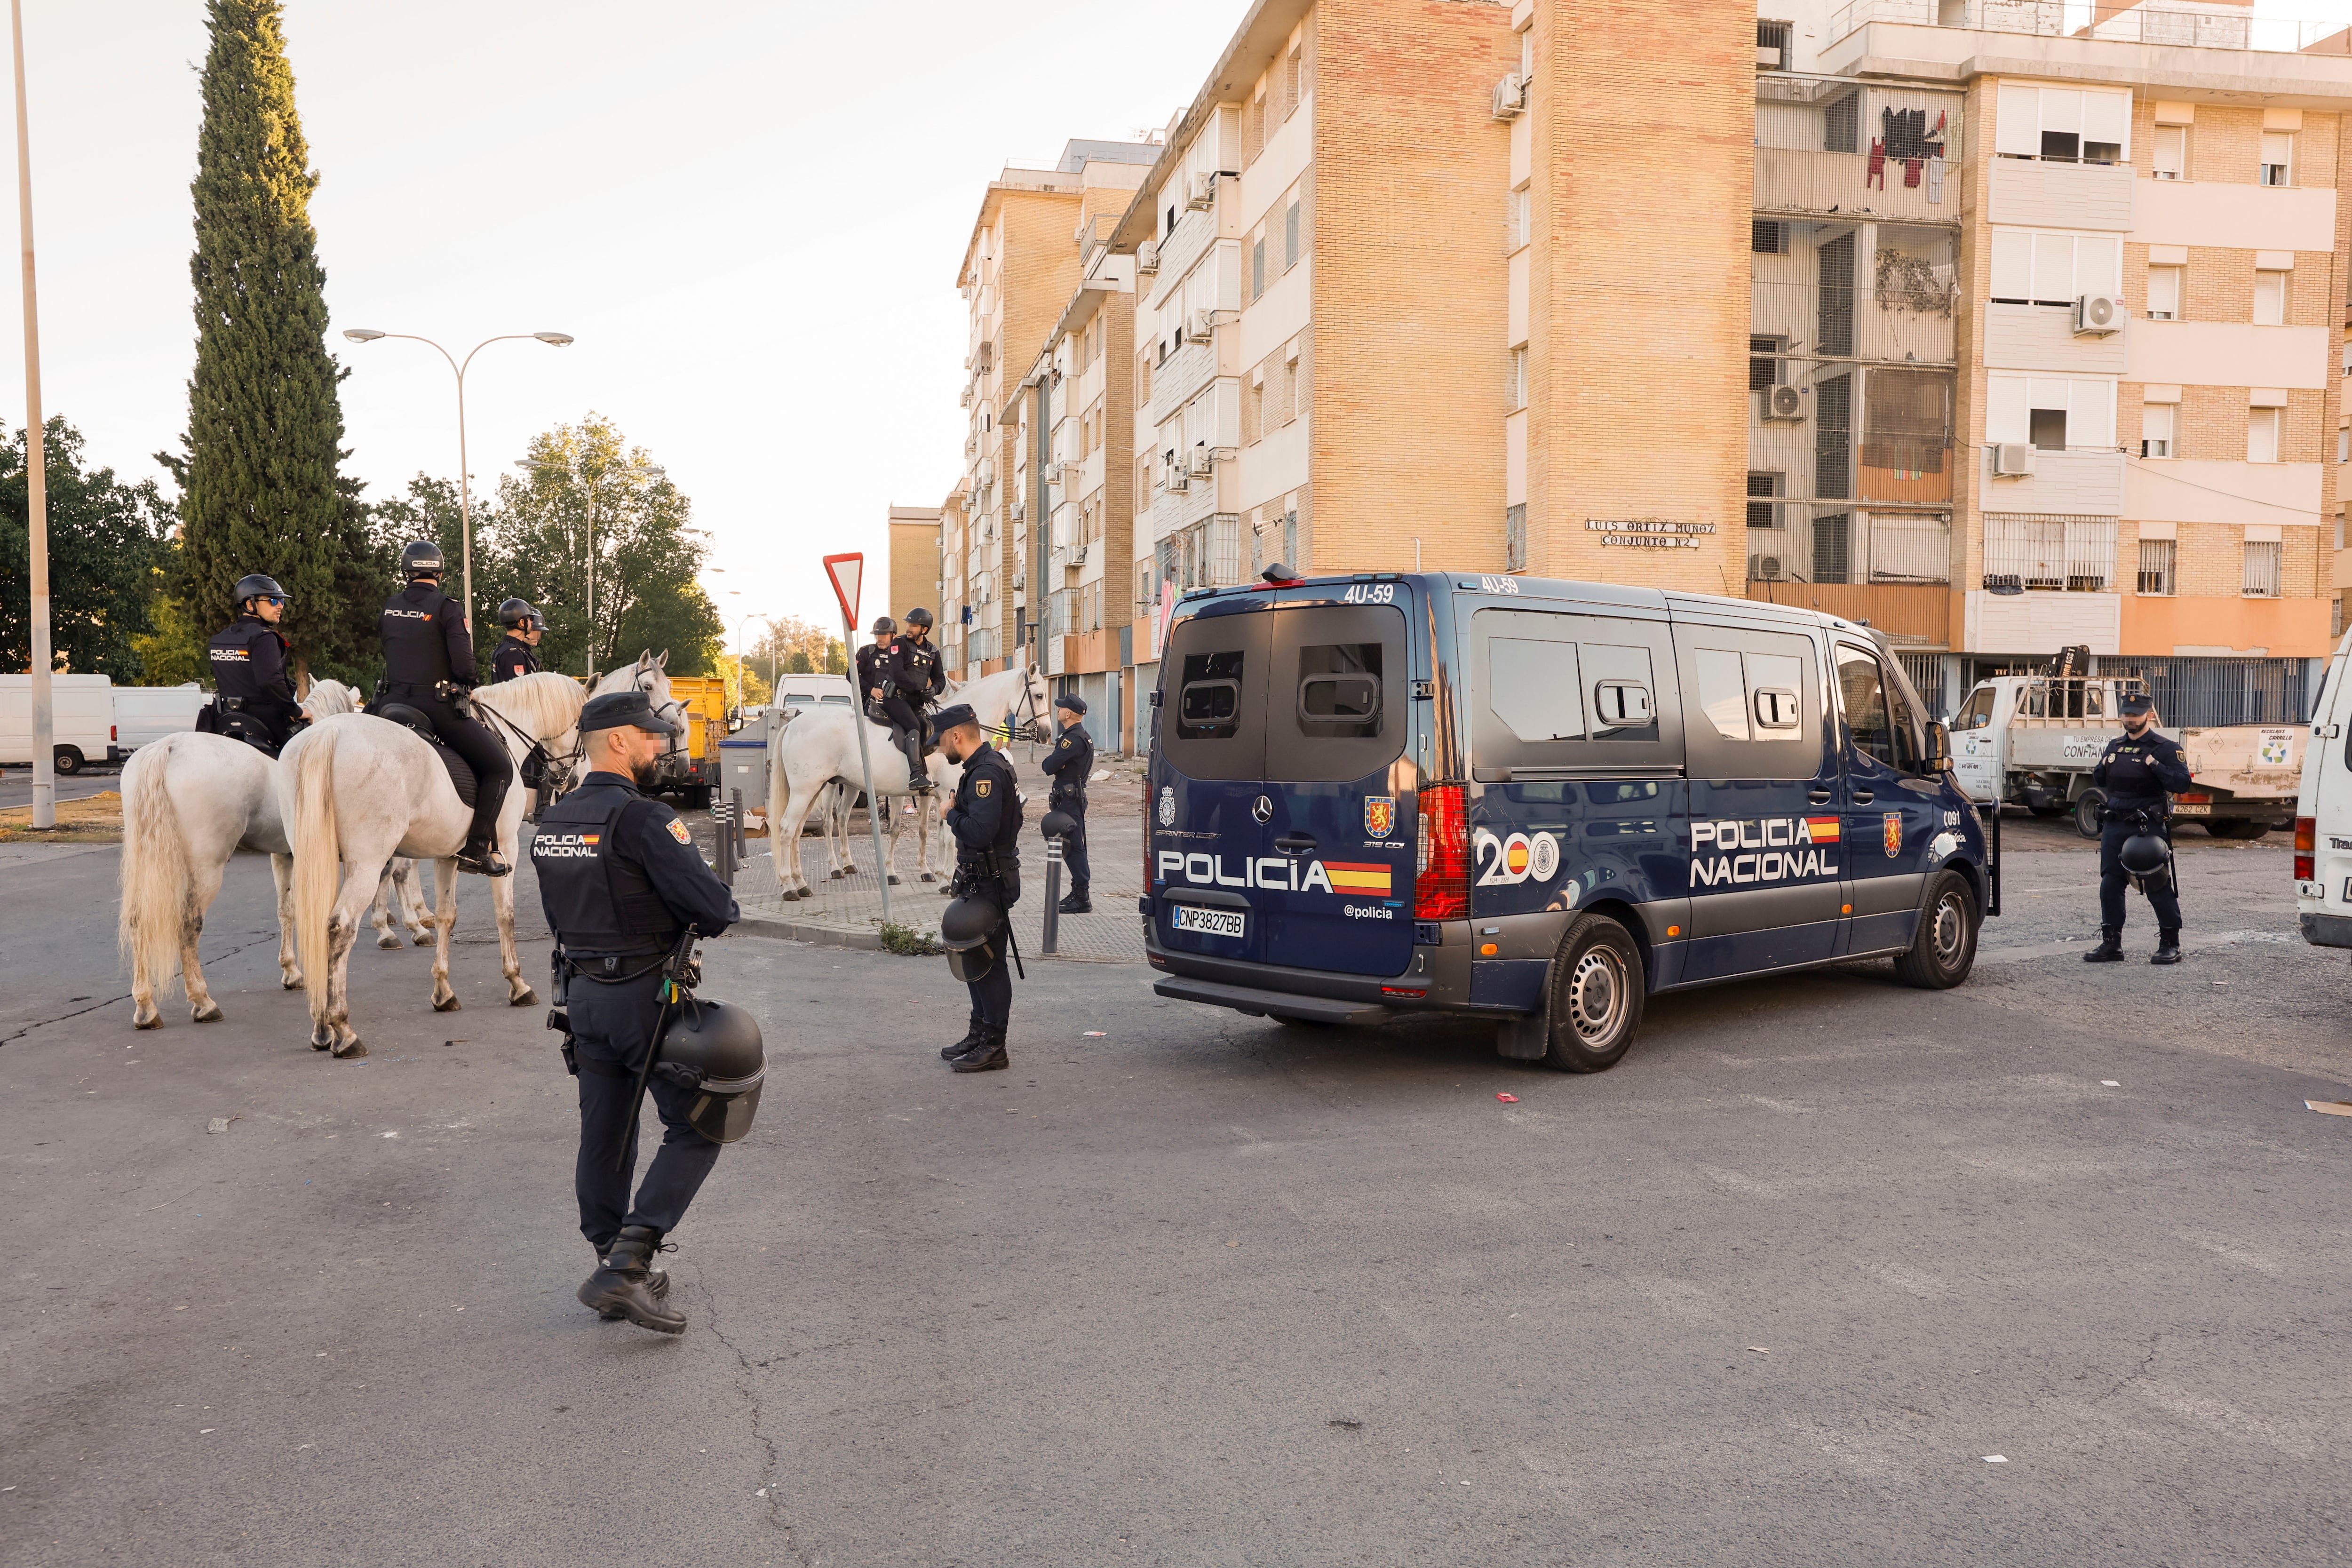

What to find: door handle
left=1851, top=790, right=1875, bottom=805
left=1274, top=834, right=1317, bottom=855
left=1808, top=788, right=1834, bottom=805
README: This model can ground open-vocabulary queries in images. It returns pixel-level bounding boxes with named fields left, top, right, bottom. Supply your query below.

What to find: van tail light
left=111, top=724, right=118, bottom=742
left=2295, top=815, right=2315, bottom=881
left=1414, top=785, right=1470, bottom=920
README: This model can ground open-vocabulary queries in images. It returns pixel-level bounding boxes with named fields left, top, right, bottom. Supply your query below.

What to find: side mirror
left=1922, top=720, right=1953, bottom=776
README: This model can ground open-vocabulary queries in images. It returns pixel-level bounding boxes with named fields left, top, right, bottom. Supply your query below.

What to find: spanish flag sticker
left=1803, top=816, right=1840, bottom=843
left=1321, top=861, right=1393, bottom=896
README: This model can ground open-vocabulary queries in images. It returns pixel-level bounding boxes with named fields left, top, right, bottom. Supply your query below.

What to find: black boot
left=903, top=732, right=933, bottom=794
left=576, top=1225, right=686, bottom=1333
left=1058, top=888, right=1092, bottom=915
left=2082, top=926, right=2124, bottom=963
left=2151, top=929, right=2183, bottom=965
left=588, top=1236, right=670, bottom=1306
left=941, top=1014, right=987, bottom=1060
left=455, top=835, right=511, bottom=877
left=951, top=1029, right=1009, bottom=1073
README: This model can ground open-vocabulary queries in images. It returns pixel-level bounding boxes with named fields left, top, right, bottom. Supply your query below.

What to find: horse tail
left=293, top=725, right=342, bottom=1014
left=117, top=739, right=191, bottom=1001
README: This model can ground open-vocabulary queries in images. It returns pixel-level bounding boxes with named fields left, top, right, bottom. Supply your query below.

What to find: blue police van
left=1143, top=572, right=1997, bottom=1071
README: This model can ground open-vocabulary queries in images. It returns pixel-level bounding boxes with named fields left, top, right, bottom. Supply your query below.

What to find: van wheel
left=1893, top=869, right=1978, bottom=989
left=2203, top=820, right=2270, bottom=840
left=1540, top=915, right=1645, bottom=1074
left=2073, top=788, right=2106, bottom=839
left=52, top=746, right=82, bottom=776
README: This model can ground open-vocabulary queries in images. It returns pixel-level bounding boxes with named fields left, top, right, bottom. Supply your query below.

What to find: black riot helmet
left=399, top=540, right=445, bottom=579
left=498, top=597, right=542, bottom=631
left=650, top=998, right=767, bottom=1144
left=232, top=573, right=288, bottom=611
left=871, top=615, right=896, bottom=637
left=902, top=607, right=934, bottom=629
left=2119, top=830, right=2171, bottom=881
left=1039, top=808, right=1078, bottom=841
left=939, top=893, right=1003, bottom=982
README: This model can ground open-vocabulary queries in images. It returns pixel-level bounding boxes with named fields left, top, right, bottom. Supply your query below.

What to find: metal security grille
left=2114, top=657, right=2312, bottom=727
left=2242, top=540, right=2281, bottom=598
left=1982, top=513, right=2117, bottom=591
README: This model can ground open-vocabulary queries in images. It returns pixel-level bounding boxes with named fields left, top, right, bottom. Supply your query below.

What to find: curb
left=731, top=913, right=890, bottom=952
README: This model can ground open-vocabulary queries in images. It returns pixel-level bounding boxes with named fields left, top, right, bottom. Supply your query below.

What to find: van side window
left=1583, top=645, right=1659, bottom=741
left=1296, top=642, right=1382, bottom=738
left=1672, top=626, right=1821, bottom=781
left=1490, top=638, right=1585, bottom=741
left=1470, top=609, right=1683, bottom=781
left=1835, top=644, right=1918, bottom=770
left=1694, top=649, right=1749, bottom=740
left=1953, top=687, right=1994, bottom=730
left=1178, top=649, right=1246, bottom=739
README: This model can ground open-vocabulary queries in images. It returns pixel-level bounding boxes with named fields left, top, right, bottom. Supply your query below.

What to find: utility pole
left=11, top=0, right=50, bottom=828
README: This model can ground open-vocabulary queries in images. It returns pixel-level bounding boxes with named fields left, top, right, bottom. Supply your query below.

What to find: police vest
left=207, top=619, right=288, bottom=703
left=1048, top=732, right=1093, bottom=804
left=381, top=587, right=455, bottom=686
left=492, top=636, right=538, bottom=683
left=530, top=785, right=686, bottom=956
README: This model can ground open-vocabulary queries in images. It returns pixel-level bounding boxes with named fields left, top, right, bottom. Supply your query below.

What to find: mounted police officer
left=2084, top=691, right=2192, bottom=965
left=205, top=573, right=303, bottom=754
left=882, top=607, right=946, bottom=796
left=533, top=689, right=743, bottom=1334
left=1037, top=692, right=1094, bottom=914
left=376, top=541, right=515, bottom=876
left=933, top=702, right=1021, bottom=1071
left=490, top=598, right=545, bottom=684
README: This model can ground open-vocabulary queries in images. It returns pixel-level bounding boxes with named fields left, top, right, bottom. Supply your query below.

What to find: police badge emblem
left=1881, top=812, right=1902, bottom=858
left=1364, top=796, right=1395, bottom=838
left=667, top=818, right=692, bottom=845
left=976, top=779, right=992, bottom=797
left=1157, top=785, right=1176, bottom=827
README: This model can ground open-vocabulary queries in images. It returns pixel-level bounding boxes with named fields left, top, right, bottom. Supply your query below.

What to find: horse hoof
left=413, top=933, right=434, bottom=947
left=509, top=987, right=538, bottom=1008
left=281, top=972, right=303, bottom=990
left=333, top=1039, right=368, bottom=1059
left=192, top=1002, right=223, bottom=1023
left=919, top=873, right=937, bottom=884
left=433, top=993, right=463, bottom=1013
left=310, top=1026, right=333, bottom=1051
left=887, top=875, right=901, bottom=886
left=134, top=1010, right=161, bottom=1031
left=376, top=933, right=403, bottom=950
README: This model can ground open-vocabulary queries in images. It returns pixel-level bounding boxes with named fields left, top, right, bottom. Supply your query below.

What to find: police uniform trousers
left=570, top=971, right=722, bottom=1248
left=881, top=694, right=926, bottom=748
left=383, top=682, right=513, bottom=840
left=963, top=881, right=1014, bottom=1029
left=2098, top=817, right=2183, bottom=931
left=1054, top=797, right=1090, bottom=892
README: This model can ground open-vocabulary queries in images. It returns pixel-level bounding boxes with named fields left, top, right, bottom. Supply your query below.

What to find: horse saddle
left=371, top=701, right=478, bottom=808
left=199, top=698, right=279, bottom=758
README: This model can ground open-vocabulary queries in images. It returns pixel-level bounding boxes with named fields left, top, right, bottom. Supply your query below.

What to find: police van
left=1143, top=572, right=1996, bottom=1071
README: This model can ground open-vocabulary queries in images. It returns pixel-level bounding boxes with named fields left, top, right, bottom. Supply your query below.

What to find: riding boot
left=2082, top=926, right=2125, bottom=963
left=456, top=835, right=512, bottom=877
left=940, top=1014, right=987, bottom=1060
left=2150, top=928, right=2184, bottom=965
left=577, top=1226, right=686, bottom=1333
left=903, top=729, right=933, bottom=795
left=588, top=1236, right=670, bottom=1305
left=951, top=1028, right=1009, bottom=1073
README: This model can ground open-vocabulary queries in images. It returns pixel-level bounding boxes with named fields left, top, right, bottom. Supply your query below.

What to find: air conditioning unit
left=2074, top=293, right=2125, bottom=335
left=1187, top=446, right=1214, bottom=476
left=1186, top=308, right=1215, bottom=344
left=1762, top=383, right=1805, bottom=422
left=1072, top=542, right=1089, bottom=566
left=1137, top=240, right=1160, bottom=273
left=1166, top=462, right=1189, bottom=493
left=1492, top=72, right=1527, bottom=120
left=1186, top=171, right=1215, bottom=210
left=1992, top=443, right=2038, bottom=478
left=1748, top=554, right=1785, bottom=581
left=977, top=459, right=994, bottom=485
left=1012, top=570, right=1026, bottom=591
left=1010, top=499, right=1026, bottom=522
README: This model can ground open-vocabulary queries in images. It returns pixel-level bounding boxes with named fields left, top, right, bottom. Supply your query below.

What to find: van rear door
left=1154, top=606, right=1275, bottom=964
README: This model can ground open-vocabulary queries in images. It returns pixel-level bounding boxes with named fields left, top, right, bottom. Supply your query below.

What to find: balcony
left=1981, top=445, right=2123, bottom=515
left=1828, top=0, right=2347, bottom=53
left=1986, top=156, right=2132, bottom=231
left=1755, top=145, right=1957, bottom=225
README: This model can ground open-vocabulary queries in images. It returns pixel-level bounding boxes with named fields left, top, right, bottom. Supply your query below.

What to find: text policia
left=1689, top=815, right=1841, bottom=888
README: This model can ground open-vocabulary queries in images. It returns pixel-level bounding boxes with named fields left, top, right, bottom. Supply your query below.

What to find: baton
left=986, top=847, right=1026, bottom=980
left=616, top=926, right=700, bottom=1175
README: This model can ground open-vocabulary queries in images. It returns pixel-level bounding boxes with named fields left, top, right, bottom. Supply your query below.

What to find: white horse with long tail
left=117, top=677, right=365, bottom=1029
left=284, top=671, right=586, bottom=1057
left=765, top=663, right=1050, bottom=899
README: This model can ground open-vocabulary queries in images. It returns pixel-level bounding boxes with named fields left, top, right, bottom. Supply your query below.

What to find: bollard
left=1041, top=832, right=1063, bottom=956
left=730, top=787, right=747, bottom=865
left=712, top=797, right=736, bottom=886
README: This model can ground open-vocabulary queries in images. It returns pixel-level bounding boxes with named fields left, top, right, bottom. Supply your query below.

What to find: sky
left=0, top=0, right=1238, bottom=653
left=5, top=0, right=2352, bottom=656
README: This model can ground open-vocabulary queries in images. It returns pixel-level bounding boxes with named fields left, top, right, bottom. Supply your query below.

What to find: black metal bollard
left=1041, top=832, right=1063, bottom=955
left=712, top=797, right=736, bottom=886
left=730, top=787, right=748, bottom=865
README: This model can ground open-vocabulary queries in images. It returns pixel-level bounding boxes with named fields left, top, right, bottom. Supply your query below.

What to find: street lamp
left=515, top=454, right=664, bottom=678
left=342, top=328, right=573, bottom=633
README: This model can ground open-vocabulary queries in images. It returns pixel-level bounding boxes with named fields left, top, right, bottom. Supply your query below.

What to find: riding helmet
left=871, top=616, right=897, bottom=637
left=399, top=540, right=445, bottom=578
left=498, top=597, right=542, bottom=630
left=649, top=998, right=767, bottom=1144
left=902, top=607, right=935, bottom=629
left=232, top=573, right=288, bottom=608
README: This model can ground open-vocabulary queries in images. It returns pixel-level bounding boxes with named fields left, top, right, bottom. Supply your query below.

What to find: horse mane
left=473, top=671, right=585, bottom=738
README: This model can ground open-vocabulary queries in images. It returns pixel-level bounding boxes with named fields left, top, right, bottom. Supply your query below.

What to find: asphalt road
left=3, top=828, right=2348, bottom=1566
left=0, top=764, right=120, bottom=810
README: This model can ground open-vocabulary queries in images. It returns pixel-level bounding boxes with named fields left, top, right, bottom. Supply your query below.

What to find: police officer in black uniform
left=489, top=598, right=545, bottom=684
left=1038, top=692, right=1094, bottom=914
left=882, top=607, right=946, bottom=795
left=532, top=689, right=741, bottom=1334
left=205, top=573, right=304, bottom=753
left=934, top=702, right=1021, bottom=1071
left=2083, top=691, right=2193, bottom=965
left=377, top=541, right=515, bottom=875
left=856, top=616, right=896, bottom=715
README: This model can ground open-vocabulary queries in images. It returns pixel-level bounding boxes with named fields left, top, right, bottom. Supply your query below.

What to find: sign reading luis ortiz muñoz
left=1586, top=518, right=1715, bottom=550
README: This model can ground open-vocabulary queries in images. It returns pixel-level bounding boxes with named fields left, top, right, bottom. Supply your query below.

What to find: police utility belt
left=951, top=847, right=1020, bottom=903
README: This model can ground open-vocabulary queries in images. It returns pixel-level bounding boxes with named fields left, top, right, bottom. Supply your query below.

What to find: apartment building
left=945, top=141, right=1159, bottom=685
left=1755, top=0, right=2352, bottom=685
left=884, top=504, right=942, bottom=629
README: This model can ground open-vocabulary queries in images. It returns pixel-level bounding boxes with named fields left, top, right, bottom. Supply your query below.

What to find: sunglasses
left=260, top=596, right=286, bottom=607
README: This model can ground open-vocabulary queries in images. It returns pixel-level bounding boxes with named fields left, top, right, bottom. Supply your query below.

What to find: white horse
left=285, top=671, right=586, bottom=1058
left=766, top=663, right=1050, bottom=900
left=117, top=678, right=365, bottom=1029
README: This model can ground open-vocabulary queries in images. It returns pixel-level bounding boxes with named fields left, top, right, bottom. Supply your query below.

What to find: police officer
left=532, top=689, right=741, bottom=1334
left=205, top=573, right=304, bottom=753
left=377, top=541, right=515, bottom=876
left=489, top=598, right=545, bottom=683
left=856, top=616, right=896, bottom=715
left=2084, top=691, right=2192, bottom=965
left=1037, top=692, right=1094, bottom=914
left=934, top=702, right=1021, bottom=1071
left=882, top=607, right=946, bottom=795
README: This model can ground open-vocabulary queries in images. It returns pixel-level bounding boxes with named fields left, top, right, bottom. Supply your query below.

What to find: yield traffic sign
left=822, top=552, right=863, bottom=628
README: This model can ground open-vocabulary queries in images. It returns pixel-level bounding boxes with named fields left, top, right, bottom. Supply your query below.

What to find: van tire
left=2073, top=788, right=2106, bottom=839
left=53, top=746, right=82, bottom=776
left=1540, top=915, right=1645, bottom=1074
left=2203, top=820, right=2270, bottom=840
left=1893, top=869, right=1978, bottom=990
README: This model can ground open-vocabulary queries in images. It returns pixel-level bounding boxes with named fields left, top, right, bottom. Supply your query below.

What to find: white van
left=0, top=673, right=121, bottom=773
left=774, top=673, right=855, bottom=712
left=113, top=683, right=212, bottom=751
left=2294, top=628, right=2352, bottom=946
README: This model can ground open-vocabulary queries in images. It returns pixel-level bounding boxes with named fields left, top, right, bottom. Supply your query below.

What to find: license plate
left=2173, top=803, right=2212, bottom=816
left=2343, top=877, right=2352, bottom=904
left=1170, top=905, right=1246, bottom=940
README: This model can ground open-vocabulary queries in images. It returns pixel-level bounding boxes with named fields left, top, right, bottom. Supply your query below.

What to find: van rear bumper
left=1144, top=928, right=1494, bottom=1016
left=1150, top=975, right=1395, bottom=1025
left=2301, top=912, right=2352, bottom=949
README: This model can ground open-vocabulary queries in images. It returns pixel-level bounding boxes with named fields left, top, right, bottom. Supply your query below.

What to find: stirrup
left=456, top=846, right=512, bottom=877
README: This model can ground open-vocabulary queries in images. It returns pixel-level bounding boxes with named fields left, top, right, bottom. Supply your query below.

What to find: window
left=1751, top=219, right=1786, bottom=255
left=2142, top=402, right=2175, bottom=459
left=2030, top=408, right=2068, bottom=451
left=2146, top=264, right=2181, bottom=321
left=1250, top=231, right=1265, bottom=301
left=1756, top=18, right=1791, bottom=70
left=1284, top=194, right=1302, bottom=269
left=1510, top=186, right=1532, bottom=251
left=1470, top=611, right=1679, bottom=781
left=2244, top=539, right=2281, bottom=597
left=1994, top=84, right=2131, bottom=163
left=1692, top=647, right=1804, bottom=747
left=1505, top=503, right=1526, bottom=573
left=2249, top=406, right=2281, bottom=464
left=1296, top=643, right=1383, bottom=739
left=2339, top=427, right=2349, bottom=463
left=1835, top=645, right=1916, bottom=771
left=1822, top=91, right=1858, bottom=154
left=1953, top=686, right=1995, bottom=731
left=1986, top=374, right=2115, bottom=449
left=2261, top=131, right=2293, bottom=187
left=1285, top=45, right=1303, bottom=117
left=1491, top=639, right=1586, bottom=743
left=2137, top=538, right=2176, bottom=596
left=1990, top=230, right=2123, bottom=306
left=1507, top=346, right=1527, bottom=411
left=2336, top=514, right=2344, bottom=550
left=2254, top=269, right=2288, bottom=326
left=2152, top=123, right=2186, bottom=180
left=1748, top=334, right=1783, bottom=392
left=1747, top=471, right=1781, bottom=529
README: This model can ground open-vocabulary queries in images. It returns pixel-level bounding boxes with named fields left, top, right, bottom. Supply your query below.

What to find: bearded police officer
left=378, top=541, right=514, bottom=875
left=2084, top=691, right=2192, bottom=965
left=490, top=598, right=545, bottom=683
left=882, top=608, right=946, bottom=795
left=534, top=689, right=741, bottom=1334
left=1037, top=692, right=1094, bottom=914
left=933, top=702, right=1021, bottom=1071
left=206, top=573, right=304, bottom=753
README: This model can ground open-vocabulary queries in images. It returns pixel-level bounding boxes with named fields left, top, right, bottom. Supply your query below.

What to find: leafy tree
left=0, top=418, right=173, bottom=677
left=166, top=0, right=362, bottom=680
left=131, top=585, right=210, bottom=687
left=751, top=616, right=850, bottom=680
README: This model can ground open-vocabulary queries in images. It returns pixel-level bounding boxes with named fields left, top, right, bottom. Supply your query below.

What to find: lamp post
left=516, top=453, right=662, bottom=678
left=343, top=328, right=573, bottom=633
left=9, top=0, right=50, bottom=828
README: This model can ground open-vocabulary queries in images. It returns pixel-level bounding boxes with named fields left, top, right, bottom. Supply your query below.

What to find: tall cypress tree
left=168, top=0, right=351, bottom=678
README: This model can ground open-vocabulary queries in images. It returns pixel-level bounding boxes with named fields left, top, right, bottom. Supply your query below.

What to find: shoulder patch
left=975, top=779, right=992, bottom=797
left=667, top=818, right=692, bottom=844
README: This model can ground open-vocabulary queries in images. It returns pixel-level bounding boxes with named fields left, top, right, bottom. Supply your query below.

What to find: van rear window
left=1296, top=644, right=1382, bottom=738
left=1178, top=650, right=1247, bottom=739
left=1157, top=601, right=1406, bottom=784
